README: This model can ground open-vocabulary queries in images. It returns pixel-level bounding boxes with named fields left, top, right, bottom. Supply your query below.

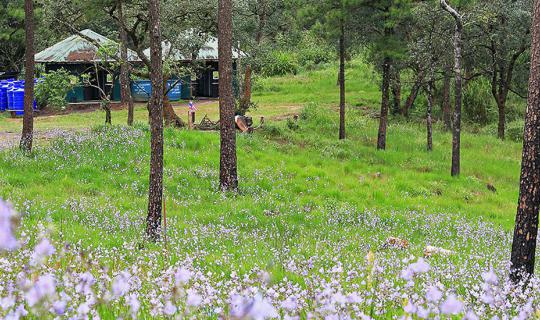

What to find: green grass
left=0, top=60, right=535, bottom=318
left=253, top=59, right=381, bottom=107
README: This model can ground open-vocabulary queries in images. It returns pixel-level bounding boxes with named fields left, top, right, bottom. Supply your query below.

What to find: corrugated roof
left=35, top=29, right=140, bottom=63
left=142, top=36, right=243, bottom=61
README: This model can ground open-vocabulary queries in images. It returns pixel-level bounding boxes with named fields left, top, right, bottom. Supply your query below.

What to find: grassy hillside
left=0, top=61, right=536, bottom=319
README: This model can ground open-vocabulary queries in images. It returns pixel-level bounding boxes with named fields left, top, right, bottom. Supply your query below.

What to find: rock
left=383, top=237, right=409, bottom=249
left=424, top=245, right=455, bottom=257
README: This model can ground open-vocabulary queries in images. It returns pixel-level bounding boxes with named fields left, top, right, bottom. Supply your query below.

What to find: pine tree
left=510, top=0, right=540, bottom=282
left=218, top=0, right=238, bottom=191
left=146, top=0, right=164, bottom=240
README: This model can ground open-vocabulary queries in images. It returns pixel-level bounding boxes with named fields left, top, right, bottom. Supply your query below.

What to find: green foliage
left=35, top=69, right=79, bottom=110
left=295, top=32, right=333, bottom=68
left=506, top=120, right=524, bottom=142
left=463, top=78, right=496, bottom=125
left=260, top=51, right=299, bottom=77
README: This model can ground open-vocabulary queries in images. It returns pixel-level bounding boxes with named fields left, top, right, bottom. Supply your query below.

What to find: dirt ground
left=0, top=129, right=85, bottom=150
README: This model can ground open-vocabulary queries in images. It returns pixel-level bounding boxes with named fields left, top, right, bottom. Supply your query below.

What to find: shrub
left=463, top=78, right=496, bottom=125
left=260, top=51, right=299, bottom=77
left=35, top=69, right=79, bottom=110
left=296, top=33, right=333, bottom=69
left=506, top=120, right=524, bottom=142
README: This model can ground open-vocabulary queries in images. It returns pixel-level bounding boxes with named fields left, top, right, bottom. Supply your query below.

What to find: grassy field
left=0, top=60, right=537, bottom=319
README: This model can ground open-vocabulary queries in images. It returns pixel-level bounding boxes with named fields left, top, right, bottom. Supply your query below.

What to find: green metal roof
left=35, top=29, right=139, bottom=63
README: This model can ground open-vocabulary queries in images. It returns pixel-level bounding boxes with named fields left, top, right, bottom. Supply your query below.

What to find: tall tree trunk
left=427, top=79, right=434, bottom=152
left=117, top=0, right=134, bottom=126
left=510, top=0, right=540, bottom=282
left=20, top=0, right=34, bottom=153
left=146, top=0, right=164, bottom=241
left=402, top=70, right=425, bottom=117
left=441, top=0, right=463, bottom=177
left=218, top=0, right=238, bottom=191
left=377, top=57, right=391, bottom=150
left=338, top=22, right=346, bottom=140
left=441, top=64, right=452, bottom=131
left=391, top=71, right=401, bottom=114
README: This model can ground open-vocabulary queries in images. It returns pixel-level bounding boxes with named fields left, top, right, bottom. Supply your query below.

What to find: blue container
left=167, top=80, right=182, bottom=101
left=0, top=84, right=9, bottom=112
left=131, top=80, right=152, bottom=102
left=131, top=80, right=183, bottom=102
left=12, top=88, right=24, bottom=114
left=6, top=87, right=14, bottom=111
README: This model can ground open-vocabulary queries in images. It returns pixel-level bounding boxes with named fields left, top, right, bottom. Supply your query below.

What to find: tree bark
left=510, top=0, right=540, bottom=282
left=377, top=57, right=391, bottom=150
left=497, top=96, right=506, bottom=140
left=402, top=70, right=425, bottom=117
left=441, top=64, right=452, bottom=131
left=427, top=79, right=434, bottom=152
left=146, top=0, right=164, bottom=241
left=238, top=64, right=252, bottom=115
left=218, top=0, right=238, bottom=191
left=338, top=22, right=346, bottom=140
left=441, top=0, right=463, bottom=177
left=20, top=0, right=34, bottom=153
left=104, top=103, right=112, bottom=125
left=162, top=77, right=186, bottom=127
left=391, top=71, right=401, bottom=114
left=117, top=0, right=134, bottom=126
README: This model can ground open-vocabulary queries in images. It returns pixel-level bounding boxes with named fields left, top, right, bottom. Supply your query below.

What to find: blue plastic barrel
left=6, top=87, right=13, bottom=111
left=11, top=89, right=25, bottom=115
left=0, top=83, right=8, bottom=111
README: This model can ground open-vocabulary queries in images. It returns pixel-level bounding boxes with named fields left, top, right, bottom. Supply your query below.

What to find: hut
left=35, top=29, right=242, bottom=103
left=141, top=35, right=243, bottom=100
left=35, top=29, right=139, bottom=103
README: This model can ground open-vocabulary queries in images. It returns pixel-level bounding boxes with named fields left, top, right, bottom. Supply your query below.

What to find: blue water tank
left=0, top=84, right=9, bottom=112
left=6, top=86, right=14, bottom=111
left=12, top=88, right=24, bottom=113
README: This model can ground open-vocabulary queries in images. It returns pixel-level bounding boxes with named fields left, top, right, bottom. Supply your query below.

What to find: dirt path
left=0, top=129, right=85, bottom=150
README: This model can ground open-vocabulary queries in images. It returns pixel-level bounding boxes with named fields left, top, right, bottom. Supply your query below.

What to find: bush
left=260, top=51, right=299, bottom=77
left=35, top=69, right=79, bottom=110
left=506, top=120, right=524, bottom=142
left=296, top=33, right=333, bottom=69
left=463, top=78, right=496, bottom=125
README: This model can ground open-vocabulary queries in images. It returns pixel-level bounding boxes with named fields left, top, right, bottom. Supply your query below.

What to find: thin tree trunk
left=442, top=64, right=452, bottom=130
left=146, top=0, right=164, bottom=241
left=117, top=0, right=134, bottom=126
left=451, top=23, right=463, bottom=177
left=338, top=22, right=346, bottom=140
left=238, top=64, right=252, bottom=115
left=427, top=79, right=434, bottom=152
left=402, top=70, right=425, bottom=117
left=510, top=0, right=540, bottom=282
left=218, top=0, right=238, bottom=191
left=392, top=71, right=401, bottom=114
left=20, top=0, right=34, bottom=153
left=497, top=97, right=506, bottom=140
left=104, top=103, right=112, bottom=125
left=441, top=0, right=463, bottom=177
left=377, top=57, right=391, bottom=150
